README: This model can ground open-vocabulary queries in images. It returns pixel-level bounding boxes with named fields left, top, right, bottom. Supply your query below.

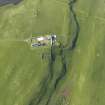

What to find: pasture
left=0, top=0, right=105, bottom=105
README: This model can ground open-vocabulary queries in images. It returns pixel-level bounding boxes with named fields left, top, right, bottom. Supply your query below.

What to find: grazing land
left=0, top=0, right=105, bottom=105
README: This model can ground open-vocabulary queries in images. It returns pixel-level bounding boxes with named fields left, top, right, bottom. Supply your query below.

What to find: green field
left=0, top=0, right=105, bottom=105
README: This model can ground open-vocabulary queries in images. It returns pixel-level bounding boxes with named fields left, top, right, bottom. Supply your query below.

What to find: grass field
left=0, top=0, right=105, bottom=105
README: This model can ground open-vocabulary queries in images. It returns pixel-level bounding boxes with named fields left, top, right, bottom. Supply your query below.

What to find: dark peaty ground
left=0, top=0, right=22, bottom=6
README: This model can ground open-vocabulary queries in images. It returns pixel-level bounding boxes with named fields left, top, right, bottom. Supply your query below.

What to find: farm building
left=31, top=35, right=56, bottom=47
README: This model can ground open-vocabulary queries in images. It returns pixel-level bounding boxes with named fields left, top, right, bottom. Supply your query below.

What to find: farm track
left=0, top=39, right=26, bottom=42
left=28, top=0, right=80, bottom=105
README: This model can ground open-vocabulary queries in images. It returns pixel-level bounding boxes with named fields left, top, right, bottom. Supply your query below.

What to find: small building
left=31, top=35, right=56, bottom=47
